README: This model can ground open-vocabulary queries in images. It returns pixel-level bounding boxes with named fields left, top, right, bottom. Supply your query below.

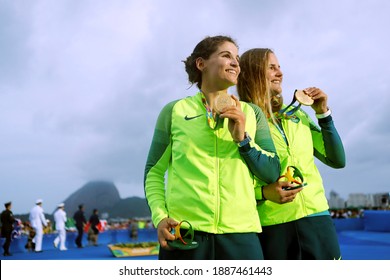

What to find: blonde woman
left=237, top=48, right=345, bottom=260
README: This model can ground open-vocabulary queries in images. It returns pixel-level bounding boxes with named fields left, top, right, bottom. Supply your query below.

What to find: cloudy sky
left=1, top=0, right=389, bottom=214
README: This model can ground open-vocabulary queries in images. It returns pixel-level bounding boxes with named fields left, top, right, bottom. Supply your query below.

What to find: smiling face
left=266, top=52, right=284, bottom=111
left=266, top=52, right=283, bottom=95
left=197, top=41, right=240, bottom=92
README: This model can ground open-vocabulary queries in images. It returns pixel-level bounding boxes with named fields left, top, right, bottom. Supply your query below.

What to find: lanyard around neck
left=274, top=99, right=301, bottom=120
left=200, top=91, right=220, bottom=130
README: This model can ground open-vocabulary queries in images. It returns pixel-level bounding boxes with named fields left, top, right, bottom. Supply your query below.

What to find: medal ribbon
left=201, top=91, right=220, bottom=130
left=273, top=94, right=301, bottom=120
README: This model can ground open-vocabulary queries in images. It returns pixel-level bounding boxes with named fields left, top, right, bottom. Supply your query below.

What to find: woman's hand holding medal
left=300, top=87, right=328, bottom=114
left=215, top=94, right=246, bottom=143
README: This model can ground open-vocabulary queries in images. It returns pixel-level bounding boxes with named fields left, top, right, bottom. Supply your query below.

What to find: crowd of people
left=0, top=199, right=152, bottom=256
left=329, top=207, right=390, bottom=219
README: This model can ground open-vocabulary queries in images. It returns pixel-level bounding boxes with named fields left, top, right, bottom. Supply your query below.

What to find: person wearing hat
left=29, top=199, right=48, bottom=252
left=53, top=203, right=67, bottom=251
left=1, top=202, right=15, bottom=256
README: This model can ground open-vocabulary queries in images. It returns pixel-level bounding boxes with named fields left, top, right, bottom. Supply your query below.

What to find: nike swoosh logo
left=184, top=114, right=203, bottom=121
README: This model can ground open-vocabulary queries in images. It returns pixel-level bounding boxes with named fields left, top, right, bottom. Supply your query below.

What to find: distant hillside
left=14, top=181, right=151, bottom=221
left=62, top=181, right=150, bottom=219
left=108, top=197, right=151, bottom=219
left=63, top=181, right=122, bottom=217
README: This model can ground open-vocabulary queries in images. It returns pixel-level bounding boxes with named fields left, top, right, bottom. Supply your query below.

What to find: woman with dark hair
left=144, top=36, right=280, bottom=260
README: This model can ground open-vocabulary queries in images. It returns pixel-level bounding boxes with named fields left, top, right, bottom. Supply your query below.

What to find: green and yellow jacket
left=144, top=92, right=280, bottom=233
left=256, top=106, right=345, bottom=226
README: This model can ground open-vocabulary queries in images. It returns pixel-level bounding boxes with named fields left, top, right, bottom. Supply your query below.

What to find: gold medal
left=274, top=89, right=313, bottom=120
left=214, top=93, right=235, bottom=114
left=295, top=90, right=314, bottom=106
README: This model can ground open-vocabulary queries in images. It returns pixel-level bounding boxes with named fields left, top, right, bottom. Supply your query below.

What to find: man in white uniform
left=53, top=203, right=67, bottom=251
left=29, top=199, right=47, bottom=252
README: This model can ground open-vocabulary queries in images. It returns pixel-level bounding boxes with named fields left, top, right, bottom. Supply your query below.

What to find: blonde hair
left=237, top=48, right=275, bottom=122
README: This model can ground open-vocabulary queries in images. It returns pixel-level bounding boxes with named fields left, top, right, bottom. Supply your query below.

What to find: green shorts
left=159, top=231, right=263, bottom=260
left=259, top=215, right=341, bottom=260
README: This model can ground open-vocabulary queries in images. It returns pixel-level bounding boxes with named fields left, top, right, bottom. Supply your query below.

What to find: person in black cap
left=73, top=204, right=86, bottom=248
left=1, top=202, right=15, bottom=256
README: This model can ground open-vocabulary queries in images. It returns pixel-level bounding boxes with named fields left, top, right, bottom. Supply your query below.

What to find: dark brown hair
left=183, top=35, right=238, bottom=89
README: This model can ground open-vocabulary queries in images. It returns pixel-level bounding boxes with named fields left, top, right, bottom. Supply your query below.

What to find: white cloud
left=1, top=0, right=389, bottom=213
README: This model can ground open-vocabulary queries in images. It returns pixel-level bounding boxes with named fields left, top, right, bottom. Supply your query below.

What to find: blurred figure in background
left=1, top=201, right=15, bottom=256
left=129, top=219, right=138, bottom=240
left=88, top=209, right=100, bottom=246
left=24, top=222, right=36, bottom=252
left=29, top=199, right=47, bottom=253
left=53, top=203, right=67, bottom=251
left=73, top=204, right=86, bottom=248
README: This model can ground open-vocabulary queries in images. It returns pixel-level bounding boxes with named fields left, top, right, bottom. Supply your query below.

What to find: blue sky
left=1, top=0, right=389, bottom=214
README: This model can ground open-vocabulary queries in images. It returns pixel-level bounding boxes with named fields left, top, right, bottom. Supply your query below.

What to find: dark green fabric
left=315, top=115, right=346, bottom=168
left=247, top=103, right=277, bottom=153
left=159, top=231, right=263, bottom=260
left=239, top=103, right=280, bottom=184
left=144, top=99, right=178, bottom=183
left=259, top=215, right=341, bottom=260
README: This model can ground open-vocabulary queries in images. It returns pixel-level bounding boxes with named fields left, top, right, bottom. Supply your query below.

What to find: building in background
left=328, top=191, right=389, bottom=209
left=328, top=191, right=346, bottom=209
left=346, top=193, right=374, bottom=208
